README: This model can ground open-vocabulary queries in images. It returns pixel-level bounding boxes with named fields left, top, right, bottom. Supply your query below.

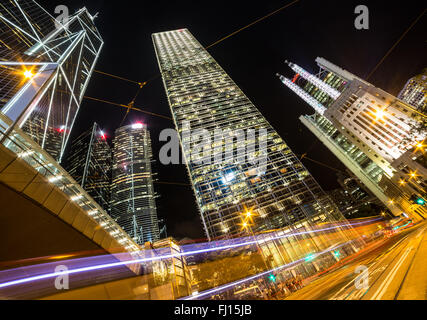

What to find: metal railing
left=0, top=111, right=142, bottom=261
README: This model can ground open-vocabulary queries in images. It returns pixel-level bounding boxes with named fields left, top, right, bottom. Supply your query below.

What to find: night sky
left=38, top=0, right=426, bottom=240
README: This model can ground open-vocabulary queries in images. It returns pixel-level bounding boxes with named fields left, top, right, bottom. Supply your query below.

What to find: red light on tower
left=292, top=73, right=300, bottom=83
left=100, top=130, right=107, bottom=140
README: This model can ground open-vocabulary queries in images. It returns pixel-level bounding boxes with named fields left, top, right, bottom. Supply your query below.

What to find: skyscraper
left=327, top=172, right=384, bottom=219
left=152, top=29, right=352, bottom=242
left=64, top=123, right=112, bottom=213
left=0, top=1, right=103, bottom=162
left=111, top=123, right=160, bottom=244
left=279, top=58, right=426, bottom=221
left=398, top=69, right=427, bottom=112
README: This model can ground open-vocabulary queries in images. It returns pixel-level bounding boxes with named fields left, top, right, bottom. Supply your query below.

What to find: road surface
left=285, top=221, right=427, bottom=300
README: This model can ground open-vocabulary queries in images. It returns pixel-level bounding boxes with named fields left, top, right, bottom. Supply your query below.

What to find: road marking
left=329, top=235, right=409, bottom=300
left=353, top=289, right=366, bottom=300
left=416, top=227, right=426, bottom=238
left=370, top=247, right=412, bottom=300
left=330, top=226, right=426, bottom=300
left=394, top=229, right=427, bottom=300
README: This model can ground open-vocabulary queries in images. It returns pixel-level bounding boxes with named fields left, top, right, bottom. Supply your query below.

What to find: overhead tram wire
left=295, top=8, right=426, bottom=177
left=366, top=7, right=427, bottom=81
left=299, top=139, right=319, bottom=160
left=205, top=0, right=300, bottom=50
left=93, top=69, right=140, bottom=85
left=88, top=2, right=424, bottom=173
left=56, top=88, right=170, bottom=120
left=89, top=0, right=301, bottom=124
left=94, top=1, right=425, bottom=124
left=95, top=0, right=301, bottom=87
left=83, top=95, right=172, bottom=120
left=297, top=153, right=346, bottom=174
left=154, top=181, right=192, bottom=187
left=119, top=0, right=301, bottom=124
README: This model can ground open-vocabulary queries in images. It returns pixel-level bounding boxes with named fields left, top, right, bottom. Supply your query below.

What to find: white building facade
left=279, top=58, right=426, bottom=221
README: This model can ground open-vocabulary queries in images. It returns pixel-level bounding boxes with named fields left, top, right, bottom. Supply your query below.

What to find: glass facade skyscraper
left=111, top=123, right=160, bottom=244
left=0, top=1, right=103, bottom=162
left=153, top=29, right=351, bottom=241
left=64, top=123, right=112, bottom=214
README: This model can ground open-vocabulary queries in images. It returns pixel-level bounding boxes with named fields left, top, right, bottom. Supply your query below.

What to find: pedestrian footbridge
left=0, top=113, right=141, bottom=274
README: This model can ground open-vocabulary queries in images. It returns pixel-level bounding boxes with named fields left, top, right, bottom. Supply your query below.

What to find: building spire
left=278, top=74, right=327, bottom=115
left=284, top=61, right=341, bottom=100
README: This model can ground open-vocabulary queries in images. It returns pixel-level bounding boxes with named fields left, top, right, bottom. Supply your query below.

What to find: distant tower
left=0, top=1, right=104, bottom=162
left=64, top=123, right=112, bottom=213
left=111, top=123, right=160, bottom=244
left=398, top=69, right=427, bottom=112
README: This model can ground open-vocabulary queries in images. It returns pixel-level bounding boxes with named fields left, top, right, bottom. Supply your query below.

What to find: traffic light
left=268, top=274, right=276, bottom=283
left=416, top=198, right=426, bottom=206
left=305, top=253, right=315, bottom=262
left=410, top=194, right=426, bottom=206
left=333, top=250, right=341, bottom=259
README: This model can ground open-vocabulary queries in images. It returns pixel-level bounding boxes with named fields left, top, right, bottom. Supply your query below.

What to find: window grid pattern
left=111, top=124, right=160, bottom=244
left=153, top=29, right=349, bottom=242
left=0, top=0, right=103, bottom=162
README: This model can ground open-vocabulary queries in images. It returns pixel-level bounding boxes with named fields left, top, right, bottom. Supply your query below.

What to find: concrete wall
left=0, top=144, right=131, bottom=266
left=0, top=182, right=104, bottom=265
left=41, top=275, right=152, bottom=300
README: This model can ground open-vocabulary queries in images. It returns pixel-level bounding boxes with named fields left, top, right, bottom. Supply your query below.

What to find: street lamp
left=240, top=206, right=255, bottom=223
left=23, top=70, right=34, bottom=79
left=373, top=108, right=386, bottom=121
left=239, top=208, right=269, bottom=271
left=408, top=171, right=418, bottom=180
left=414, top=141, right=425, bottom=153
left=245, top=210, right=254, bottom=221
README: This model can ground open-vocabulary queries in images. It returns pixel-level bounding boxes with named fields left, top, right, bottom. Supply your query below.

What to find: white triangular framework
left=0, top=0, right=104, bottom=162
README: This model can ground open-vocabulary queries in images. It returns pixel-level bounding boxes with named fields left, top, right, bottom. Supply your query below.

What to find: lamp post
left=239, top=208, right=269, bottom=271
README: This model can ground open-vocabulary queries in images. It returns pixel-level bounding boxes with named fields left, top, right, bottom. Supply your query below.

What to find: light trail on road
left=282, top=223, right=427, bottom=301
left=0, top=217, right=382, bottom=291
left=329, top=233, right=411, bottom=300
left=181, top=241, right=353, bottom=300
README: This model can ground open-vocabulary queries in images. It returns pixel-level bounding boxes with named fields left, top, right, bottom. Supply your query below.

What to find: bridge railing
left=0, top=112, right=142, bottom=272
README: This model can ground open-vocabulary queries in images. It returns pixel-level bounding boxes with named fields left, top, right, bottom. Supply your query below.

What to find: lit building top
left=280, top=57, right=427, bottom=221
left=279, top=58, right=426, bottom=176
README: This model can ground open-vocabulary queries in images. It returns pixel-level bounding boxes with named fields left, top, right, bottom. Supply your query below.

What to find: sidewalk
left=395, top=229, right=427, bottom=300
